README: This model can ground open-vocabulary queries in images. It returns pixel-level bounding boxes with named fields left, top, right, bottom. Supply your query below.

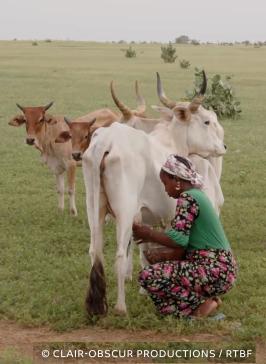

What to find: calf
left=9, top=102, right=77, bottom=215
left=55, top=108, right=119, bottom=161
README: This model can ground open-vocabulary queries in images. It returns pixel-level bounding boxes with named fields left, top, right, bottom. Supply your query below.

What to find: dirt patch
left=0, top=320, right=264, bottom=363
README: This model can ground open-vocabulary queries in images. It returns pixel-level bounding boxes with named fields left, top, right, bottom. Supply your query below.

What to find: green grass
left=0, top=349, right=33, bottom=364
left=0, top=41, right=265, bottom=342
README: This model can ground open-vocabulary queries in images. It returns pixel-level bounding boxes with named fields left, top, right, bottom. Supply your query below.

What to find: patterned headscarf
left=161, top=154, right=204, bottom=189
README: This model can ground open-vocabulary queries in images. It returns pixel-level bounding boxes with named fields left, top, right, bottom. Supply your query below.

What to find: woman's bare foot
left=213, top=296, right=222, bottom=307
left=191, top=298, right=218, bottom=318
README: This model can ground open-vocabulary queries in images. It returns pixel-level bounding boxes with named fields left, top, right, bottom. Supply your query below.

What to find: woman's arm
left=144, top=246, right=185, bottom=264
left=133, top=223, right=182, bottom=249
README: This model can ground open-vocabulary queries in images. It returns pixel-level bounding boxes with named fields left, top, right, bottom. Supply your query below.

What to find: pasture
left=0, top=40, right=265, bottom=349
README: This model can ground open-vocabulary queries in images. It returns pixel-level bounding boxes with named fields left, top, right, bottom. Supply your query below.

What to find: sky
left=0, top=0, right=265, bottom=43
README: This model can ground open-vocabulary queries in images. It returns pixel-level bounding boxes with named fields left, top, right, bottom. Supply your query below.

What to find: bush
left=161, top=42, right=177, bottom=63
left=44, top=39, right=52, bottom=43
left=32, top=41, right=38, bottom=46
left=179, top=59, right=190, bottom=69
left=186, top=67, right=242, bottom=119
left=125, top=46, right=136, bottom=58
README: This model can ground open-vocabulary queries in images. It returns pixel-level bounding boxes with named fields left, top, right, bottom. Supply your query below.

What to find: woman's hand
left=144, top=249, right=161, bottom=264
left=132, top=223, right=153, bottom=243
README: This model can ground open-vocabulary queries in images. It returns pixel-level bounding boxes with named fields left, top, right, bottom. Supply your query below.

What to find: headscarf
left=161, top=154, right=204, bottom=189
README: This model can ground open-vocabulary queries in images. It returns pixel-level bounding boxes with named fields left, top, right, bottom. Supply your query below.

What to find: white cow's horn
left=110, top=81, right=132, bottom=121
left=156, top=72, right=176, bottom=109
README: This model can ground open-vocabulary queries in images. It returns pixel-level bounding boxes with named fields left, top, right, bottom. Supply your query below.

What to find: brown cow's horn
left=44, top=101, right=54, bottom=111
left=135, top=80, right=146, bottom=115
left=16, top=103, right=24, bottom=112
left=156, top=72, right=176, bottom=109
left=64, top=116, right=72, bottom=125
left=88, top=117, right=97, bottom=126
left=110, top=81, right=132, bottom=121
left=189, top=70, right=208, bottom=112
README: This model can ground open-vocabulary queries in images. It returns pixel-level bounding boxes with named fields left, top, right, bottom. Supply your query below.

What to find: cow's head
left=156, top=72, right=226, bottom=158
left=9, top=102, right=55, bottom=146
left=55, top=117, right=96, bottom=161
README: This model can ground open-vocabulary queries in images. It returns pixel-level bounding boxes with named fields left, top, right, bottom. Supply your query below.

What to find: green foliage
left=32, top=41, right=38, bottom=46
left=186, top=67, right=242, bottom=119
left=44, top=39, right=52, bottom=43
left=160, top=42, right=177, bottom=63
left=125, top=46, right=136, bottom=58
left=179, top=59, right=190, bottom=69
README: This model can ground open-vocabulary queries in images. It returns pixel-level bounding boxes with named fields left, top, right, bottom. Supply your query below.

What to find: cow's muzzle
left=26, top=138, right=35, bottom=145
left=72, top=152, right=82, bottom=161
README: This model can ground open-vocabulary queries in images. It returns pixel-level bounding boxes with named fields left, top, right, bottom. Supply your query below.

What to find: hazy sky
left=1, top=0, right=265, bottom=42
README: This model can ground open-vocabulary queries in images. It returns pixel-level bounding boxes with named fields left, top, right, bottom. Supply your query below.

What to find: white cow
left=82, top=73, right=227, bottom=316
left=154, top=73, right=225, bottom=213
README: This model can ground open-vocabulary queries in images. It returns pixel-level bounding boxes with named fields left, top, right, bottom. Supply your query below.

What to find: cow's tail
left=83, top=133, right=110, bottom=316
left=85, top=255, right=108, bottom=316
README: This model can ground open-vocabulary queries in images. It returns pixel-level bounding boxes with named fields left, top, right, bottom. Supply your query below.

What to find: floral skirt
left=138, top=249, right=237, bottom=317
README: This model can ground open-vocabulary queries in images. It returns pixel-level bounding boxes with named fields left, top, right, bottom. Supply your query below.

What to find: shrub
left=186, top=67, right=242, bottom=119
left=125, top=46, right=136, bottom=58
left=161, top=42, right=177, bottom=63
left=179, top=59, right=190, bottom=69
left=44, top=39, right=52, bottom=43
left=32, top=41, right=38, bottom=46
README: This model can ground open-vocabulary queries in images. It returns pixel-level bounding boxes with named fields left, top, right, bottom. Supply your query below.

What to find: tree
left=191, top=39, right=200, bottom=46
left=175, top=35, right=190, bottom=44
left=125, top=46, right=136, bottom=58
left=161, top=42, right=177, bottom=63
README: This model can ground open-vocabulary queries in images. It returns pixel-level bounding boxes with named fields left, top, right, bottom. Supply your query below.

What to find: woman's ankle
left=191, top=298, right=218, bottom=318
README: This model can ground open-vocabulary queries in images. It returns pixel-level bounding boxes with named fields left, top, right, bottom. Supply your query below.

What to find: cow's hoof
left=114, top=305, right=127, bottom=316
left=70, top=208, right=78, bottom=216
left=125, top=272, right=133, bottom=281
left=139, top=287, right=148, bottom=295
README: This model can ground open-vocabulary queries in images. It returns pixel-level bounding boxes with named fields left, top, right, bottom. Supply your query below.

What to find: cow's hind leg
left=115, top=212, right=137, bottom=315
left=67, top=160, right=77, bottom=216
left=86, top=189, right=108, bottom=316
left=56, top=173, right=65, bottom=211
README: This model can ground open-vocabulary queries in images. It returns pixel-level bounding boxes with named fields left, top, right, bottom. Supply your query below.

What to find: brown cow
left=9, top=102, right=78, bottom=215
left=55, top=108, right=119, bottom=161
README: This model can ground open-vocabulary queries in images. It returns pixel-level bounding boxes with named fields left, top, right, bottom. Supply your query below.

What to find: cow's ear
left=8, top=114, right=25, bottom=126
left=55, top=131, right=71, bottom=143
left=151, top=105, right=174, bottom=121
left=44, top=114, right=57, bottom=125
left=173, top=106, right=191, bottom=122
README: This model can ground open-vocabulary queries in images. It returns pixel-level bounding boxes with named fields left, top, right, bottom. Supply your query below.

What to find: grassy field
left=0, top=40, right=265, bottom=345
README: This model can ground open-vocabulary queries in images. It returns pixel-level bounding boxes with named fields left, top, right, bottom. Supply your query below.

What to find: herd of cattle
left=9, top=71, right=227, bottom=316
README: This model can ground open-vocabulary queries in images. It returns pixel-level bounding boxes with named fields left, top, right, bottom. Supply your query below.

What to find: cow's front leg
left=56, top=173, right=65, bottom=211
left=67, top=160, right=77, bottom=216
left=125, top=238, right=133, bottom=281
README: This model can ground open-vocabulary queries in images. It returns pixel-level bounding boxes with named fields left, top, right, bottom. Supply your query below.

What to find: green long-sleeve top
left=165, top=188, right=231, bottom=251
